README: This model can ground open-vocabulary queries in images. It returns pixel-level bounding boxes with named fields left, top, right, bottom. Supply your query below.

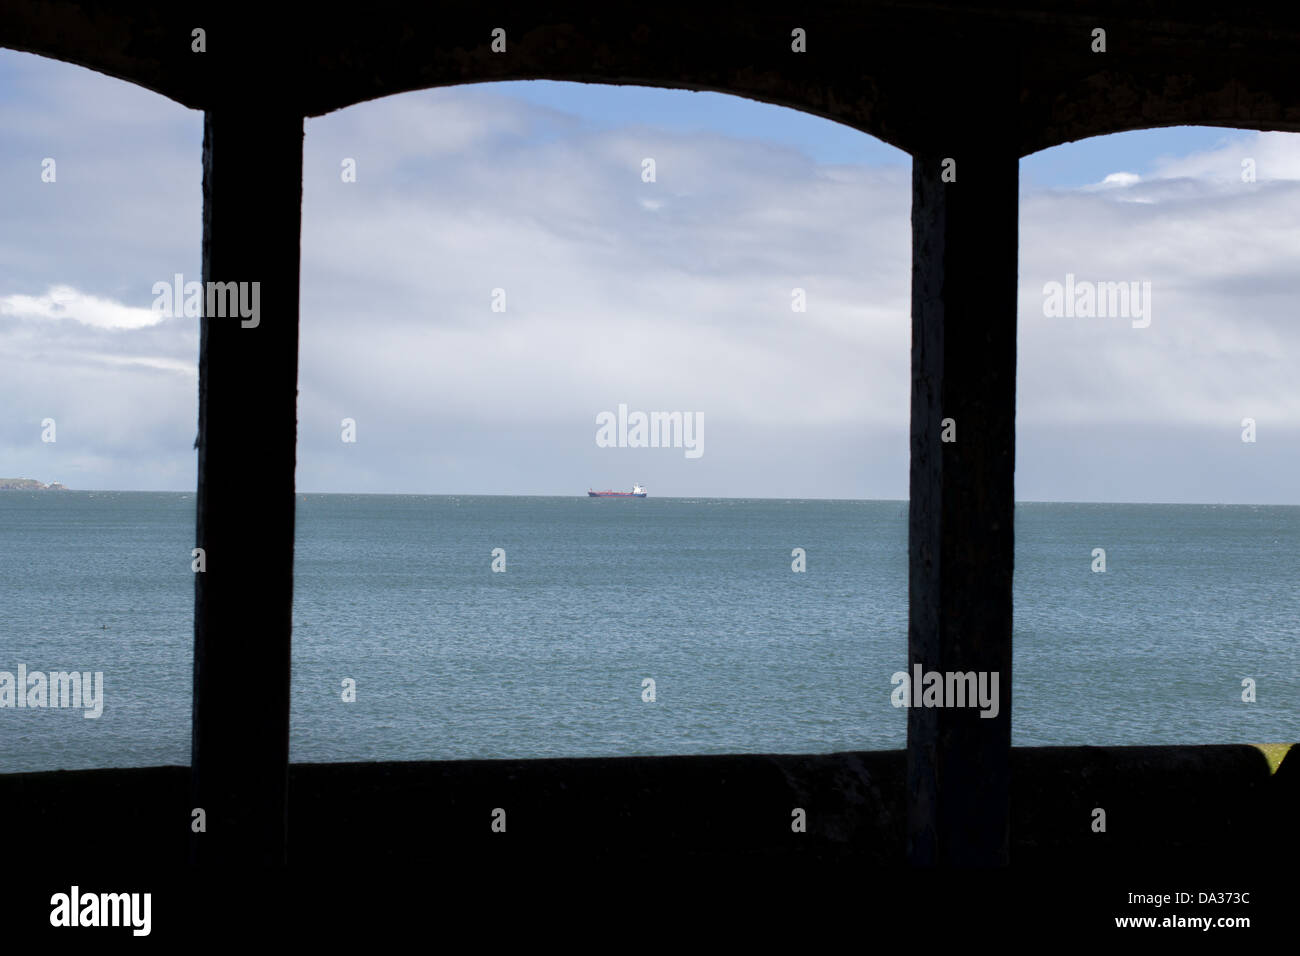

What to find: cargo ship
left=588, top=483, right=647, bottom=498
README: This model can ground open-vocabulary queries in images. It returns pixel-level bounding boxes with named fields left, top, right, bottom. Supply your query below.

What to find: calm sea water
left=1, top=492, right=1295, bottom=772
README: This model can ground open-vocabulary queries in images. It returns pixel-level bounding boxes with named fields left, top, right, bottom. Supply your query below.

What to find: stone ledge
left=1, top=743, right=1292, bottom=865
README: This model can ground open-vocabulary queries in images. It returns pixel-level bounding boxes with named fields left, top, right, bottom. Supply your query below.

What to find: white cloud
left=1153, top=130, right=1300, bottom=182
left=1099, top=171, right=1140, bottom=186
left=298, top=93, right=913, bottom=441
left=0, top=285, right=163, bottom=329
left=65, top=351, right=196, bottom=376
left=4, top=44, right=1300, bottom=500
left=1017, top=130, right=1300, bottom=437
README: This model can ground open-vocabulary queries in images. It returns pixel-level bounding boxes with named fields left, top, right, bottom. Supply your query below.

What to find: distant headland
left=0, top=478, right=68, bottom=490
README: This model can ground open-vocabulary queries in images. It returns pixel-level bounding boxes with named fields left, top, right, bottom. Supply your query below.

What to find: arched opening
left=292, top=80, right=913, bottom=761
left=0, top=49, right=202, bottom=771
left=1016, top=125, right=1300, bottom=754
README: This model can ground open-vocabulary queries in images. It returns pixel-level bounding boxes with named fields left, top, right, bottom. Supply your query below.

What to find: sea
left=0, top=492, right=1295, bottom=773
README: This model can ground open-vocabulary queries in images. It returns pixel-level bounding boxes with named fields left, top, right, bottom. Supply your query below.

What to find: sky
left=1, top=54, right=1298, bottom=502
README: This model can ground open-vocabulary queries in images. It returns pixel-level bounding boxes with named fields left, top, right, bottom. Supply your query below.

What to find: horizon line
left=11, top=489, right=1300, bottom=507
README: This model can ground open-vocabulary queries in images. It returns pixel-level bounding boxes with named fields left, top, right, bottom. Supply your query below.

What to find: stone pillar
left=191, top=105, right=303, bottom=864
left=907, top=144, right=1018, bottom=865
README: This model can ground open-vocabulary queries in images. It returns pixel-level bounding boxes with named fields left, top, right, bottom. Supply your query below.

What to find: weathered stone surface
left=0, top=746, right=1288, bottom=866
left=3, top=2, right=1299, bottom=153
